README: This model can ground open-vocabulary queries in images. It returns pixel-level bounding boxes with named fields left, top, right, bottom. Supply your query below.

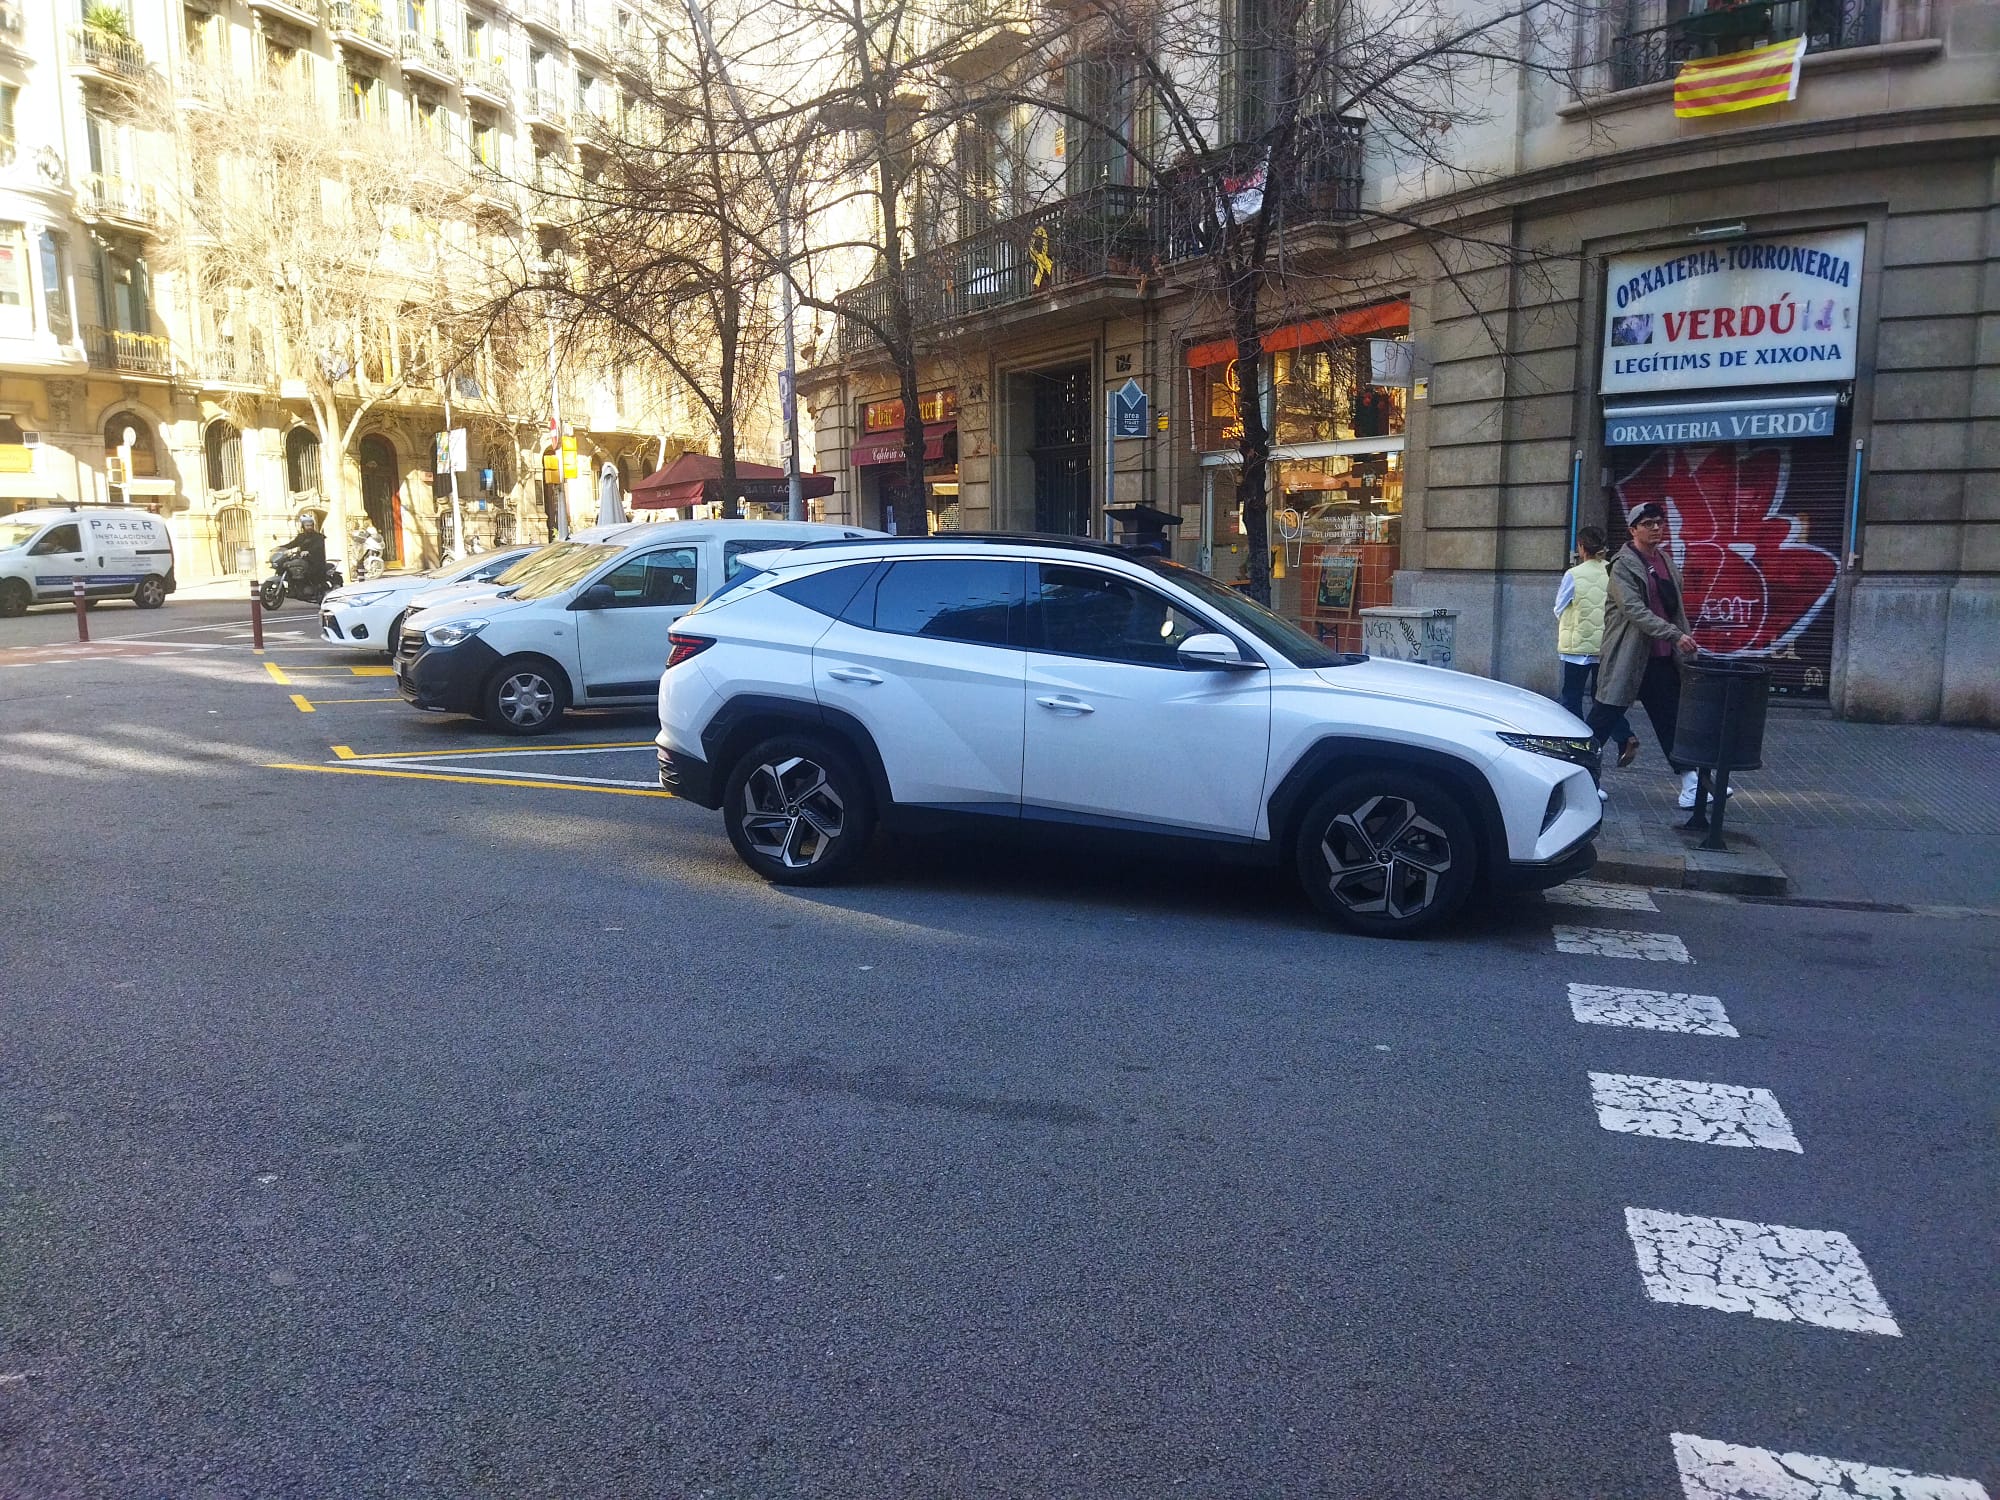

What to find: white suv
left=655, top=535, right=1601, bottom=935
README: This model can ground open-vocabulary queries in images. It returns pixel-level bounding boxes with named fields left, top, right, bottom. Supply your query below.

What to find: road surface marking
left=289, top=694, right=315, bottom=714
left=263, top=661, right=293, bottom=686
left=1624, top=1208, right=1898, bottom=1335
left=1569, top=983, right=1738, bottom=1036
left=301, top=696, right=401, bottom=704
left=348, top=755, right=657, bottom=788
left=264, top=761, right=672, bottom=797
left=1670, top=1433, right=1988, bottom=1499
left=1590, top=1073, right=1800, bottom=1152
left=328, top=740, right=655, bottom=761
left=1545, top=882, right=1659, bottom=911
left=350, top=666, right=394, bottom=676
left=1555, top=925, right=1693, bottom=962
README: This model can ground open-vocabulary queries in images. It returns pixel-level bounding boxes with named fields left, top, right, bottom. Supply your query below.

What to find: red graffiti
left=1614, top=444, right=1839, bottom=658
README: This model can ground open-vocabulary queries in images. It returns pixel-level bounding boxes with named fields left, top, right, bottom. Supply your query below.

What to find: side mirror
left=574, top=583, right=616, bottom=611
left=1178, top=632, right=1260, bottom=670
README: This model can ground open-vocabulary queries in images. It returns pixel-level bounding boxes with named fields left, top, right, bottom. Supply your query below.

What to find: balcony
left=572, top=102, right=612, bottom=150
left=1154, top=113, right=1365, bottom=259
left=86, top=328, right=175, bottom=378
left=199, top=345, right=272, bottom=389
left=1601, top=0, right=1881, bottom=90
left=69, top=25, right=148, bottom=85
left=936, top=0, right=1036, bottom=81
left=521, top=84, right=569, bottom=132
left=571, top=20, right=612, bottom=62
left=520, top=0, right=566, bottom=40
left=76, top=174, right=160, bottom=234
left=247, top=0, right=323, bottom=32
left=0, top=1, right=29, bottom=61
left=462, top=57, right=512, bottom=107
left=325, top=0, right=394, bottom=58
left=399, top=31, right=461, bottom=86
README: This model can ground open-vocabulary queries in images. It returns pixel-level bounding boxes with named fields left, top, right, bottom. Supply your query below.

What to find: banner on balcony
left=1673, top=36, right=1806, bottom=117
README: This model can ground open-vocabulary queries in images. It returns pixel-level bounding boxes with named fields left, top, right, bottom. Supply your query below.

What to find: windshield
left=0, top=521, right=41, bottom=551
left=506, top=543, right=623, bottom=601
left=1142, top=559, right=1349, bottom=668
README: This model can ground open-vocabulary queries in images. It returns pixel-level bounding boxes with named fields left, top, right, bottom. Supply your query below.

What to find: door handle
left=1035, top=695, right=1094, bottom=715
left=827, top=666, right=883, bottom=684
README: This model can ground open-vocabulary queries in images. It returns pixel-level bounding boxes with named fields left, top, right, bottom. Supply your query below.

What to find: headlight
left=339, top=590, right=392, bottom=607
left=424, top=617, right=488, bottom=647
left=1498, top=732, right=1601, bottom=776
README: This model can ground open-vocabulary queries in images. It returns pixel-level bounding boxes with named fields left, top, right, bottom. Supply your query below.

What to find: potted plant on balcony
left=82, top=2, right=130, bottom=37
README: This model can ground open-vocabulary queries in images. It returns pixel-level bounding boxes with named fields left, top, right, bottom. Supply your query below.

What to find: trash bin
left=1360, top=607, right=1458, bottom=669
left=1673, top=657, right=1771, bottom=773
left=234, top=546, right=256, bottom=574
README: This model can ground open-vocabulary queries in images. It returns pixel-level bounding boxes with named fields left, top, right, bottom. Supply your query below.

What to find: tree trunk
left=1228, top=267, right=1273, bottom=607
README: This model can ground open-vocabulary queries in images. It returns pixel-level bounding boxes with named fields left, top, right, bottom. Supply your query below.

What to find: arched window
left=204, top=420, right=242, bottom=494
left=285, top=426, right=322, bottom=495
left=216, top=503, right=252, bottom=574
left=103, top=412, right=160, bottom=478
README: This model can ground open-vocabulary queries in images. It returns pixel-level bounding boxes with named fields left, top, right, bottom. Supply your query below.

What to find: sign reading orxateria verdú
left=1601, top=228, right=1865, bottom=395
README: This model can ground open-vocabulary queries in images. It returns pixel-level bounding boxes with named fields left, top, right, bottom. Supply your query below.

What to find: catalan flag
left=1673, top=36, right=1807, bottom=117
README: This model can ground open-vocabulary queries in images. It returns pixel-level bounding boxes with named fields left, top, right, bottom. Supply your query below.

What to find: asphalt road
left=1, top=599, right=1994, bottom=1499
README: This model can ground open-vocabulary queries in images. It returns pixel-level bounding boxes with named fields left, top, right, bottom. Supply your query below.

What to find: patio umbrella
left=596, top=462, right=624, bottom=526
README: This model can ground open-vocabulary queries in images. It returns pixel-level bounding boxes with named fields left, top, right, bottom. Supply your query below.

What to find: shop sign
left=1602, top=228, right=1864, bottom=395
left=861, top=388, right=956, bottom=433
left=1604, top=396, right=1838, bottom=447
left=1111, top=379, right=1149, bottom=439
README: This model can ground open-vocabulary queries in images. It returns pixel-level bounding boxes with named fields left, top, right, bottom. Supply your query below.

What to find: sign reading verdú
left=1601, top=228, right=1864, bottom=395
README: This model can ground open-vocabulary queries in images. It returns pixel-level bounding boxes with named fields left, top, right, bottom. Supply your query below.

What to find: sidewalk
left=1593, top=707, right=2000, bottom=908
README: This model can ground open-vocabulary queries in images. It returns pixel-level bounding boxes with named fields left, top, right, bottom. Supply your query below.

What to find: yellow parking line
left=307, top=696, right=402, bottom=704
left=264, top=661, right=293, bottom=686
left=350, top=666, right=395, bottom=677
left=265, top=762, right=672, bottom=797
left=331, top=740, right=655, bottom=761
left=289, top=694, right=315, bottom=714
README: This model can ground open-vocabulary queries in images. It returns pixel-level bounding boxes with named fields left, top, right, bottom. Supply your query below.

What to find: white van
left=0, top=506, right=177, bottom=617
left=395, top=519, right=878, bottom=733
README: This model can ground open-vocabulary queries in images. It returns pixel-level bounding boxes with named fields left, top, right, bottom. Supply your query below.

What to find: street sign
left=1111, top=378, right=1149, bottom=440
left=434, top=428, right=468, bottom=473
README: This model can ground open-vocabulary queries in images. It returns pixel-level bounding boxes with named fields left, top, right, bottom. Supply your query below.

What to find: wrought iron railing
left=522, top=85, right=569, bottom=129
left=1156, top=112, right=1365, bottom=260
left=1602, top=0, right=1881, bottom=89
left=202, top=345, right=271, bottom=387
left=462, top=57, right=511, bottom=103
left=70, top=25, right=147, bottom=81
left=77, top=173, right=159, bottom=229
left=520, top=0, right=564, bottom=32
left=87, top=328, right=175, bottom=377
left=398, top=31, right=460, bottom=80
left=324, top=0, right=392, bottom=48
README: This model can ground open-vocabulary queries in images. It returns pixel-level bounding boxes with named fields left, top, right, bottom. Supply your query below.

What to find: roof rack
left=777, top=530, right=1147, bottom=561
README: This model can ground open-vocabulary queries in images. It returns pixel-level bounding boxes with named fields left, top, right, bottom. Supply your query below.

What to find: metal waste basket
left=1360, top=607, right=1458, bottom=669
left=1672, top=657, right=1771, bottom=849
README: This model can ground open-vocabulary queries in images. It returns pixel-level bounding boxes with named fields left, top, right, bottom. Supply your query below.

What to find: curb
left=1592, top=830, right=1790, bottom=897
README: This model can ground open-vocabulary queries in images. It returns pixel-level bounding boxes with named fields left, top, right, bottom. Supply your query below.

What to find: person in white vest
left=1554, top=527, right=1637, bottom=768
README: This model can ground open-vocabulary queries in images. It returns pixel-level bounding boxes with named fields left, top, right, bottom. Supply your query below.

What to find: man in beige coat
left=1588, top=500, right=1704, bottom=808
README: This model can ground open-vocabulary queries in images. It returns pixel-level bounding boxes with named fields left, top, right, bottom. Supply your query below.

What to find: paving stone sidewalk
left=1597, top=707, right=2000, bottom=907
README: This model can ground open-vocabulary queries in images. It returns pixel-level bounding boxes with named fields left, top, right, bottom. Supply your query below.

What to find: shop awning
left=1186, top=301, right=1410, bottom=368
left=1603, top=389, right=1842, bottom=447
left=629, top=451, right=835, bottom=509
left=852, top=422, right=955, bottom=468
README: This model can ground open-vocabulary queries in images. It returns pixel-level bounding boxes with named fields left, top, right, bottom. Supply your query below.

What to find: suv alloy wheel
left=1295, top=770, right=1477, bottom=936
left=722, top=734, right=876, bottom=886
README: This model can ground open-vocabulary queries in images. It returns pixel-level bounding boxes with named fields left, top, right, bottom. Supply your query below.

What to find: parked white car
left=654, top=533, right=1603, bottom=936
left=319, top=546, right=536, bottom=656
left=396, top=519, right=880, bottom=733
left=396, top=525, right=647, bottom=624
left=0, top=506, right=177, bottom=616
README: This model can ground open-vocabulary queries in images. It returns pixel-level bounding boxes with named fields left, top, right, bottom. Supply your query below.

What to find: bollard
left=249, top=579, right=264, bottom=652
left=71, top=578, right=89, bottom=642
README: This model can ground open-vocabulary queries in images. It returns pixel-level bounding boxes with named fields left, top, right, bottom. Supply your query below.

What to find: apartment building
left=801, top=0, right=1999, bottom=724
left=0, top=0, right=681, bottom=580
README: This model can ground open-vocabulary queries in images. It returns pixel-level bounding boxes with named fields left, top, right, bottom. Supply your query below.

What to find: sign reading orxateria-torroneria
left=1601, top=228, right=1864, bottom=395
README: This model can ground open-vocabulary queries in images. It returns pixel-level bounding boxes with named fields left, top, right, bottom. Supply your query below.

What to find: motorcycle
left=259, top=544, right=344, bottom=610
left=350, top=526, right=385, bottom=582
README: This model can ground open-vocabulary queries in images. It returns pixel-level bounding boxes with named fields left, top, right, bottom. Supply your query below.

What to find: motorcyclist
left=283, top=514, right=329, bottom=594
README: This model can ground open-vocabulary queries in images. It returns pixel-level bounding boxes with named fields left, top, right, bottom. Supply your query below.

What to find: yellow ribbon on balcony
left=1029, top=225, right=1054, bottom=290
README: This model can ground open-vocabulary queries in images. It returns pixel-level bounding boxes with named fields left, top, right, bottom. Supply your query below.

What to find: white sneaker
left=1677, top=770, right=1700, bottom=809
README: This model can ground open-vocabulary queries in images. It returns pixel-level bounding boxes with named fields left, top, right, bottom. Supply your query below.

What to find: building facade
left=0, top=0, right=683, bottom=580
left=801, top=0, right=1998, bottom=724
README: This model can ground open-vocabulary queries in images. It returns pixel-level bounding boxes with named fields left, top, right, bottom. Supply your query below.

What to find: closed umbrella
left=596, top=462, right=624, bottom=527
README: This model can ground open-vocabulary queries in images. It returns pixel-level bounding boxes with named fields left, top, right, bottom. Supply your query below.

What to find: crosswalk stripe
left=1544, top=882, right=1660, bottom=912
left=1590, top=1072, right=1800, bottom=1152
left=1568, top=982, right=1737, bottom=1036
left=1555, top=924, right=1693, bottom=962
left=1670, top=1432, right=1989, bottom=1499
left=1625, top=1208, right=1899, bottom=1335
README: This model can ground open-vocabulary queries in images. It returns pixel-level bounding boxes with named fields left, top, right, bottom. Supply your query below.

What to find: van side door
left=571, top=544, right=701, bottom=700
left=26, top=522, right=86, bottom=599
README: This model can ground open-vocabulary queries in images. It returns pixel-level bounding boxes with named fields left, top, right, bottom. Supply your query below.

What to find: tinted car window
left=1033, top=564, right=1208, bottom=667
left=594, top=547, right=698, bottom=608
left=772, top=562, right=877, bottom=619
left=870, top=559, right=1023, bottom=647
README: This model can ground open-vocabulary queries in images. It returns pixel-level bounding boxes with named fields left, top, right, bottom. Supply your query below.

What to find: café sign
left=1601, top=228, right=1864, bottom=395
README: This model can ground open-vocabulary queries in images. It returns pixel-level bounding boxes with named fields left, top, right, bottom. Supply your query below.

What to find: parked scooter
left=259, top=544, right=344, bottom=610
left=350, top=524, right=385, bottom=582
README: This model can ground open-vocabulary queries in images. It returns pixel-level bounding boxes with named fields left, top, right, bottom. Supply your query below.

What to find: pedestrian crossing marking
left=1625, top=1208, right=1899, bottom=1335
left=1568, top=983, right=1737, bottom=1036
left=1670, top=1433, right=1988, bottom=1499
left=1590, top=1073, right=1800, bottom=1152
left=1555, top=925, right=1693, bottom=962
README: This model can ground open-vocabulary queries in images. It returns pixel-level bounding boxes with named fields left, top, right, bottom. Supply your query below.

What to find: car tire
left=133, top=576, right=167, bottom=609
left=722, top=734, right=876, bottom=887
left=1294, top=770, right=1477, bottom=937
left=0, top=579, right=27, bottom=617
left=482, top=656, right=567, bottom=736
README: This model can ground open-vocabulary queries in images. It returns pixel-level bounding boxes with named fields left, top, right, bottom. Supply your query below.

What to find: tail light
left=665, top=632, right=715, bottom=670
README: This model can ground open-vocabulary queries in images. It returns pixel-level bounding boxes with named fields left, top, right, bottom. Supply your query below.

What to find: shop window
left=104, top=412, right=160, bottom=478
left=205, top=420, right=243, bottom=494
left=869, top=559, right=1023, bottom=647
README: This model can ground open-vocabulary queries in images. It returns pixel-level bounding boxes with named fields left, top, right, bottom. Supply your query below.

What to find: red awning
left=1185, top=300, right=1410, bottom=368
left=629, top=451, right=835, bottom=509
left=852, top=422, right=955, bottom=468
